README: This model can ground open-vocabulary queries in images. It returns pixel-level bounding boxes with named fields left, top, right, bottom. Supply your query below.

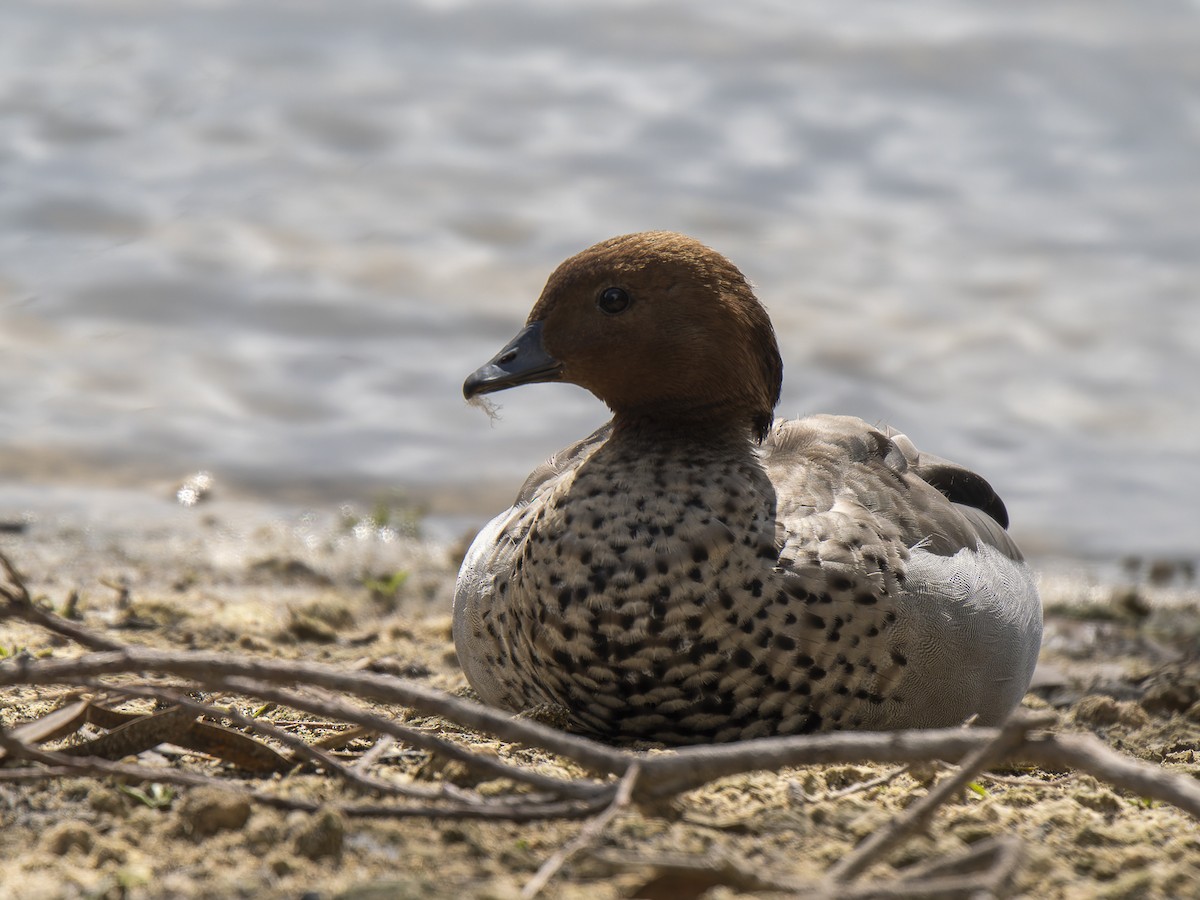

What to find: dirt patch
left=1, top=510, right=1199, bottom=899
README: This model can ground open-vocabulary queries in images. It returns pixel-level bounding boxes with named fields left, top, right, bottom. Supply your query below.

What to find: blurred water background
left=1, top=0, right=1198, bottom=568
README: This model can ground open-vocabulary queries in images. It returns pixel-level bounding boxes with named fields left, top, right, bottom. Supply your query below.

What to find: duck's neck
left=610, top=407, right=759, bottom=453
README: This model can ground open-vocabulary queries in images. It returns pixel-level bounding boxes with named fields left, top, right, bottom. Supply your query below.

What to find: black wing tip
left=917, top=463, right=1010, bottom=530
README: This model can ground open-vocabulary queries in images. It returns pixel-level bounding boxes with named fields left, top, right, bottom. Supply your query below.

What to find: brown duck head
left=464, top=231, right=783, bottom=441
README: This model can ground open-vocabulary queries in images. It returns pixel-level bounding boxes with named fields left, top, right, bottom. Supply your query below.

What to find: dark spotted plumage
left=455, top=232, right=1042, bottom=745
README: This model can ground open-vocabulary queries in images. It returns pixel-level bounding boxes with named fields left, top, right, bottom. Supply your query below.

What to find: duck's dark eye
left=597, top=286, right=632, bottom=315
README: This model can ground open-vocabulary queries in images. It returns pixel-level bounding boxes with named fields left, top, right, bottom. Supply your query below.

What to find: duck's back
left=454, top=414, right=1041, bottom=742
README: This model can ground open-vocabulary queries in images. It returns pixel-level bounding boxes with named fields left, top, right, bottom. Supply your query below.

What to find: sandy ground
left=1, top=500, right=1198, bottom=899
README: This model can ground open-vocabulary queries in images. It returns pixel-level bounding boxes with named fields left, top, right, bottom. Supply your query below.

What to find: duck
left=454, top=231, right=1042, bottom=745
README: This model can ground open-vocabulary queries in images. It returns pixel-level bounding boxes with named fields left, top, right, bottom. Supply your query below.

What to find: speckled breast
left=467, top=441, right=907, bottom=744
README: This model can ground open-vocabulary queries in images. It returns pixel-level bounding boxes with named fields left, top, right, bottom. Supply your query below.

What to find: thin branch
left=827, top=710, right=1054, bottom=883
left=594, top=837, right=1024, bottom=900
left=592, top=848, right=809, bottom=894
left=0, top=724, right=608, bottom=822
left=522, top=762, right=641, bottom=899
left=6, top=650, right=1200, bottom=822
left=213, top=674, right=611, bottom=801
left=634, top=729, right=1002, bottom=798
left=1021, top=731, right=1200, bottom=820
left=310, top=724, right=373, bottom=751
left=634, top=723, right=1200, bottom=822
left=977, top=771, right=1075, bottom=788
left=791, top=765, right=910, bottom=804
left=1, top=556, right=123, bottom=652
left=4, top=548, right=1200, bottom=847
left=0, top=553, right=32, bottom=603
left=892, top=835, right=1023, bottom=897
left=88, top=680, right=459, bottom=801
left=0, top=726, right=313, bottom=810
left=329, top=796, right=610, bottom=822
left=0, top=648, right=629, bottom=778
left=354, top=734, right=397, bottom=772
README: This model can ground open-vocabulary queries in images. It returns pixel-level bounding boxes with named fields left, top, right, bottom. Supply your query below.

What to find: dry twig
left=4, top=640, right=1200, bottom=822
left=592, top=838, right=1024, bottom=899
left=86, top=680, right=459, bottom=801
left=5, top=545, right=1200, bottom=896
left=4, top=634, right=1200, bottom=821
left=826, top=710, right=1054, bottom=884
left=522, top=761, right=641, bottom=898
left=1, top=554, right=122, bottom=652
left=790, top=764, right=911, bottom=804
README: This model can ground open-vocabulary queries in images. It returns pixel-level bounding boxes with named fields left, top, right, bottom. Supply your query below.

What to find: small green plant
left=371, top=499, right=394, bottom=529
left=967, top=781, right=988, bottom=798
left=365, top=570, right=409, bottom=596
left=114, top=866, right=152, bottom=890
left=59, top=590, right=81, bottom=620
left=340, top=495, right=427, bottom=539
left=365, top=570, right=410, bottom=611
left=119, top=783, right=175, bottom=809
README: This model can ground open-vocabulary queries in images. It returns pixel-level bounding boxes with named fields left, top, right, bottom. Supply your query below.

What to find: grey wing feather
left=877, top=543, right=1042, bottom=727
left=882, top=426, right=1023, bottom=561
left=761, top=415, right=1041, bottom=726
left=761, top=415, right=1022, bottom=559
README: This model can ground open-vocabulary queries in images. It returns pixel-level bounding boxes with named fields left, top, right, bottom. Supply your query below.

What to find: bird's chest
left=482, top=452, right=780, bottom=723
